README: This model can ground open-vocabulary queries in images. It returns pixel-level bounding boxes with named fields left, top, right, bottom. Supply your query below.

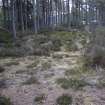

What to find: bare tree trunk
left=20, top=0, right=25, bottom=33
left=11, top=0, right=16, bottom=39
left=32, top=0, right=37, bottom=33
left=67, top=0, right=70, bottom=27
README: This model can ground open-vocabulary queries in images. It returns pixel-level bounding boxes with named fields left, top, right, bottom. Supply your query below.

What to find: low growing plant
left=56, top=78, right=88, bottom=90
left=0, top=96, right=12, bottom=105
left=56, top=94, right=72, bottom=105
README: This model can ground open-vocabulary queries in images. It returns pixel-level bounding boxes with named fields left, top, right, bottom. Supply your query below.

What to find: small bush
left=56, top=78, right=88, bottom=90
left=56, top=94, right=72, bottom=105
left=0, top=96, right=12, bottom=105
left=65, top=68, right=80, bottom=76
left=98, top=79, right=105, bottom=88
left=44, top=73, right=55, bottom=78
left=34, top=94, right=46, bottom=104
left=79, top=38, right=87, bottom=46
left=4, top=61, right=19, bottom=66
left=0, top=28, right=12, bottom=43
left=38, top=27, right=53, bottom=34
left=23, top=77, right=39, bottom=85
left=41, top=61, right=51, bottom=70
left=0, top=48, right=14, bottom=57
left=83, top=27, right=105, bottom=68
left=64, top=42, right=78, bottom=51
left=52, top=53, right=63, bottom=59
left=0, top=47, right=25, bottom=57
left=51, top=38, right=62, bottom=51
left=55, top=26, right=68, bottom=31
left=0, top=66, right=5, bottom=73
left=27, top=60, right=39, bottom=68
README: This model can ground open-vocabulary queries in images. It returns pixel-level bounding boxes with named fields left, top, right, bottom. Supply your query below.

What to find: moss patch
left=56, top=78, right=88, bottom=90
left=65, top=68, right=80, bottom=76
left=56, top=94, right=72, bottom=105
left=27, top=60, right=39, bottom=68
left=41, top=61, right=51, bottom=70
left=0, top=28, right=12, bottom=43
left=34, top=94, right=46, bottom=104
left=22, top=76, right=39, bottom=85
left=0, top=96, right=12, bottom=105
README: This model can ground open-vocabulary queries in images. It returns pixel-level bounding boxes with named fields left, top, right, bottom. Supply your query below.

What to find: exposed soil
left=0, top=51, right=105, bottom=105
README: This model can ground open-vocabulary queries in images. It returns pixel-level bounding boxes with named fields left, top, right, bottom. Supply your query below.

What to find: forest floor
left=0, top=49, right=105, bottom=105
left=0, top=30, right=105, bottom=105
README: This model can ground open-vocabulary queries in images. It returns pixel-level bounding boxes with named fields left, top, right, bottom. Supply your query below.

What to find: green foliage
left=41, top=61, right=51, bottom=70
left=55, top=26, right=69, bottom=31
left=38, top=27, right=53, bottom=34
left=56, top=94, right=72, bottom=105
left=52, top=52, right=64, bottom=59
left=65, top=68, right=80, bottom=76
left=44, top=30, right=87, bottom=52
left=51, top=30, right=87, bottom=49
left=64, top=41, right=78, bottom=51
left=44, top=73, right=55, bottom=78
left=98, top=79, right=105, bottom=88
left=0, top=48, right=21, bottom=57
left=27, top=60, right=39, bottom=68
left=51, top=31, right=75, bottom=40
left=34, top=94, right=46, bottom=104
left=80, top=56, right=93, bottom=68
left=0, top=28, right=12, bottom=43
left=83, top=27, right=105, bottom=68
left=0, top=11, right=3, bottom=26
left=23, top=77, right=39, bottom=85
left=79, top=38, right=87, bottom=46
left=50, top=38, right=62, bottom=51
left=0, top=96, right=12, bottom=105
left=56, top=78, right=88, bottom=90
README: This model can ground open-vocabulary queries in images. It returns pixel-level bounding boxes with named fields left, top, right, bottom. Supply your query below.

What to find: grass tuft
left=22, top=76, right=39, bottom=85
left=0, top=96, right=12, bottom=105
left=27, top=60, right=39, bottom=68
left=0, top=66, right=5, bottom=73
left=56, top=78, right=88, bottom=90
left=41, top=61, right=51, bottom=70
left=56, top=94, right=72, bottom=105
left=34, top=94, right=46, bottom=104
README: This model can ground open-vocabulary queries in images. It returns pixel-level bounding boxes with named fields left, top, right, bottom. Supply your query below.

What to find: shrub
left=65, top=68, right=80, bottom=76
left=0, top=47, right=25, bottom=57
left=34, top=94, right=46, bottom=104
left=51, top=38, right=62, bottom=51
left=22, top=76, right=39, bottom=85
left=27, top=60, right=39, bottom=68
left=56, top=78, right=88, bottom=90
left=98, top=79, right=105, bottom=88
left=64, top=42, right=78, bottom=51
left=38, top=27, right=53, bottom=34
left=56, top=94, right=72, bottom=105
left=83, top=27, right=105, bottom=68
left=0, top=66, right=5, bottom=73
left=52, top=52, right=64, bottom=59
left=41, top=61, right=51, bottom=70
left=0, top=28, right=12, bottom=43
left=0, top=96, right=12, bottom=105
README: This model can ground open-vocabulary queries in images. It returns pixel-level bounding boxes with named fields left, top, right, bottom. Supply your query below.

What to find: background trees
left=1, top=0, right=105, bottom=37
